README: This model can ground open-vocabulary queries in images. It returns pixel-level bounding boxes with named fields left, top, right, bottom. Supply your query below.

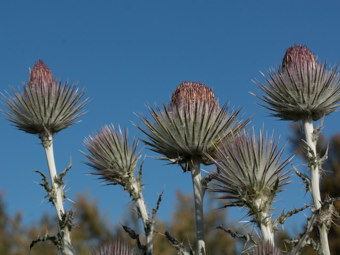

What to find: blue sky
left=1, top=0, right=340, bottom=240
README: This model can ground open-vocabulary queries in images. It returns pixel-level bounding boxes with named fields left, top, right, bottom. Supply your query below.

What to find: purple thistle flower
left=1, top=60, right=88, bottom=141
left=138, top=81, right=248, bottom=171
left=28, top=59, right=55, bottom=90
left=253, top=45, right=340, bottom=121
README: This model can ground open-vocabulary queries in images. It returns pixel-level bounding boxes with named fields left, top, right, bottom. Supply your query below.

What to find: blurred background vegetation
left=1, top=126, right=339, bottom=255
left=0, top=190, right=237, bottom=255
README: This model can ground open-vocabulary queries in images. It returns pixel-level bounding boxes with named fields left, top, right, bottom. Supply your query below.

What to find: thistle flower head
left=28, top=59, right=54, bottom=90
left=253, top=45, right=340, bottom=121
left=170, top=81, right=219, bottom=110
left=83, top=125, right=141, bottom=186
left=138, top=81, right=248, bottom=171
left=282, top=45, right=317, bottom=70
left=1, top=60, right=88, bottom=141
left=208, top=128, right=291, bottom=213
left=250, top=241, right=282, bottom=255
left=93, top=239, right=138, bottom=255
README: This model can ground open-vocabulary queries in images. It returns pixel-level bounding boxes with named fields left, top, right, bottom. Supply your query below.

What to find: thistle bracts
left=250, top=241, right=282, bottom=255
left=1, top=60, right=87, bottom=144
left=83, top=124, right=155, bottom=255
left=208, top=128, right=291, bottom=244
left=93, top=239, right=139, bottom=255
left=253, top=45, right=340, bottom=121
left=83, top=125, right=140, bottom=187
left=138, top=81, right=247, bottom=171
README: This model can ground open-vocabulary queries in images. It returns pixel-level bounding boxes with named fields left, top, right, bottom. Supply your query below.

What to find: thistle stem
left=303, top=119, right=321, bottom=208
left=43, top=135, right=73, bottom=255
left=302, top=118, right=330, bottom=255
left=260, top=222, right=274, bottom=245
left=190, top=158, right=206, bottom=255
left=131, top=181, right=153, bottom=255
left=254, top=198, right=274, bottom=245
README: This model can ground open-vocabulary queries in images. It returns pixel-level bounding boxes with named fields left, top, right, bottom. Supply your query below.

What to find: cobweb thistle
left=83, top=124, right=141, bottom=187
left=138, top=81, right=248, bottom=255
left=250, top=241, right=282, bottom=255
left=1, top=60, right=88, bottom=255
left=1, top=60, right=88, bottom=144
left=253, top=45, right=340, bottom=121
left=93, top=239, right=139, bottom=255
left=253, top=45, right=336, bottom=254
left=138, top=81, right=247, bottom=171
left=208, top=128, right=291, bottom=244
left=83, top=125, right=156, bottom=255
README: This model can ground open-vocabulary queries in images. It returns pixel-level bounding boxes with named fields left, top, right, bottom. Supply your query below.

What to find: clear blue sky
left=1, top=0, right=340, bottom=239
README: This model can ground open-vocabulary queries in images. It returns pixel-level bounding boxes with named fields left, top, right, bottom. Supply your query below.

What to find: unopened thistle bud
left=170, top=81, right=219, bottom=110
left=282, top=45, right=317, bottom=70
left=253, top=45, right=340, bottom=121
left=2, top=60, right=87, bottom=140
left=93, top=239, right=138, bottom=255
left=208, top=128, right=291, bottom=215
left=251, top=241, right=282, bottom=255
left=83, top=125, right=141, bottom=186
left=138, top=81, right=247, bottom=171
left=28, top=59, right=54, bottom=90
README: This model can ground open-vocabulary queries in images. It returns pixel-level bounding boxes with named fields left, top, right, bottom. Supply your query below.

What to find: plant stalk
left=260, top=222, right=274, bottom=245
left=131, top=181, right=153, bottom=255
left=254, top=198, right=274, bottom=245
left=302, top=118, right=330, bottom=255
left=190, top=158, right=206, bottom=255
left=43, top=135, right=73, bottom=255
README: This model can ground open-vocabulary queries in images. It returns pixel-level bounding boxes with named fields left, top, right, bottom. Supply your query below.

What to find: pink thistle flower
left=253, top=45, right=340, bottom=121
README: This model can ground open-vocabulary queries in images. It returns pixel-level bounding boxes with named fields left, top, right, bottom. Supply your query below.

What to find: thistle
left=250, top=241, right=282, bottom=255
left=83, top=125, right=140, bottom=187
left=83, top=125, right=155, bottom=255
left=93, top=239, right=139, bottom=255
left=253, top=45, right=340, bottom=122
left=138, top=82, right=247, bottom=169
left=1, top=60, right=88, bottom=255
left=208, top=128, right=291, bottom=245
left=138, top=81, right=248, bottom=255
left=253, top=45, right=340, bottom=255
left=2, top=60, right=87, bottom=144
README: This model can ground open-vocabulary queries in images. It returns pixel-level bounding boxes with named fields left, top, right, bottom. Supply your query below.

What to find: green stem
left=302, top=118, right=330, bottom=255
left=43, top=135, right=73, bottom=255
left=190, top=157, right=206, bottom=255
